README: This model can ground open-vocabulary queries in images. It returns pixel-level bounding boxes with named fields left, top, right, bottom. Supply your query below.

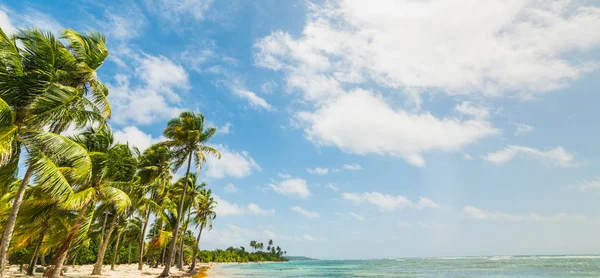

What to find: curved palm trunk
left=177, top=208, right=192, bottom=270
left=0, top=167, right=34, bottom=278
left=92, top=214, right=118, bottom=275
left=71, top=249, right=79, bottom=266
left=99, top=209, right=109, bottom=248
left=160, top=153, right=192, bottom=277
left=48, top=201, right=92, bottom=278
left=110, top=228, right=123, bottom=270
left=138, top=207, right=151, bottom=270
left=26, top=220, right=48, bottom=276
left=190, top=226, right=203, bottom=271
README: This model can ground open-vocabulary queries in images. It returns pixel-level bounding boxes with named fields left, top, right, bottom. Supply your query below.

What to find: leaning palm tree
left=0, top=27, right=109, bottom=277
left=46, top=128, right=132, bottom=278
left=159, top=112, right=220, bottom=277
left=137, top=143, right=172, bottom=270
left=190, top=189, right=216, bottom=270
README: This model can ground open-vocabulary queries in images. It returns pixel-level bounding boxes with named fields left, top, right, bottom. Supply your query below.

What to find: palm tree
left=190, top=189, right=216, bottom=270
left=137, top=143, right=171, bottom=270
left=0, top=27, right=109, bottom=277
left=175, top=174, right=205, bottom=269
left=45, top=128, right=132, bottom=278
left=159, top=112, right=220, bottom=277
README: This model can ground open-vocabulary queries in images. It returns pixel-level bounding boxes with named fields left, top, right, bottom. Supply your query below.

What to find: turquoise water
left=215, top=255, right=600, bottom=277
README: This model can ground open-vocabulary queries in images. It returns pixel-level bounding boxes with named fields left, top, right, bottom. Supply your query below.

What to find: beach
left=4, top=263, right=218, bottom=277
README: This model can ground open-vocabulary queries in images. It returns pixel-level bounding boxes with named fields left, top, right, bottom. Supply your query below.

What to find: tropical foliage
left=0, top=26, right=289, bottom=278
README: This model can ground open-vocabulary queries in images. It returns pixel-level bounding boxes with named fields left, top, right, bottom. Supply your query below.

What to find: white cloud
left=463, top=154, right=474, bottom=160
left=514, top=123, right=535, bottom=136
left=463, top=206, right=586, bottom=223
left=101, top=4, right=147, bottom=41
left=232, top=88, right=275, bottom=111
left=217, top=122, right=232, bottom=135
left=214, top=195, right=274, bottom=216
left=205, top=144, right=261, bottom=179
left=248, top=203, right=275, bottom=216
left=298, top=89, right=499, bottom=167
left=455, top=102, right=489, bottom=119
left=566, top=177, right=600, bottom=192
left=292, top=206, right=320, bottom=219
left=484, top=145, right=580, bottom=167
left=145, top=0, right=214, bottom=22
left=109, top=53, right=190, bottom=125
left=306, top=167, right=329, bottom=175
left=113, top=126, right=165, bottom=151
left=269, top=177, right=311, bottom=199
left=349, top=212, right=365, bottom=221
left=326, top=183, right=339, bottom=191
left=342, top=164, right=362, bottom=171
left=224, top=183, right=238, bottom=193
left=214, top=196, right=245, bottom=216
left=302, top=234, right=315, bottom=241
left=255, top=0, right=600, bottom=100
left=341, top=192, right=441, bottom=211
left=0, top=8, right=16, bottom=35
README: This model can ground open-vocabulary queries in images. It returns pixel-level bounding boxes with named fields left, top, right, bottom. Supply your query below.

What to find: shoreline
left=5, top=261, right=286, bottom=277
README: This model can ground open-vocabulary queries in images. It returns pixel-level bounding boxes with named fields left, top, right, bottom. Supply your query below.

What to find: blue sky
left=3, top=0, right=600, bottom=259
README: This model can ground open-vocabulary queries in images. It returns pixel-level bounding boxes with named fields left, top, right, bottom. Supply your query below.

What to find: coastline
left=5, top=262, right=284, bottom=277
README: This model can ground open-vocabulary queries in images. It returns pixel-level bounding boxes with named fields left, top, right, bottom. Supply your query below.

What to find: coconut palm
left=137, top=143, right=172, bottom=270
left=190, top=189, right=216, bottom=270
left=174, top=174, right=205, bottom=269
left=0, top=27, right=109, bottom=277
left=45, top=128, right=132, bottom=278
left=159, top=111, right=220, bottom=277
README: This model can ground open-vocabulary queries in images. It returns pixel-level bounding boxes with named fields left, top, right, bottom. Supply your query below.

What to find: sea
left=213, top=255, right=600, bottom=277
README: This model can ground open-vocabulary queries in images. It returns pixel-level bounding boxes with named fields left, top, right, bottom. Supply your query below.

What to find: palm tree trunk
left=160, top=152, right=192, bottom=277
left=48, top=200, right=92, bottom=278
left=92, top=213, right=118, bottom=275
left=177, top=208, right=192, bottom=269
left=138, top=207, right=151, bottom=270
left=0, top=166, right=34, bottom=278
left=26, top=220, right=48, bottom=276
left=110, top=228, right=123, bottom=270
left=40, top=254, right=45, bottom=266
left=190, top=226, right=203, bottom=271
left=99, top=209, right=109, bottom=248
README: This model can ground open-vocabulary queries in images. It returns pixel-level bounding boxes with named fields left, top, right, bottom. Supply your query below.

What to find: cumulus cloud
left=341, top=192, right=441, bottom=211
left=484, top=145, right=580, bottom=167
left=113, top=126, right=165, bottom=151
left=291, top=206, right=320, bottom=219
left=214, top=195, right=274, bottom=216
left=298, top=89, right=499, bottom=167
left=269, top=176, right=311, bottom=199
left=254, top=0, right=600, bottom=166
left=204, top=144, right=261, bottom=179
left=306, top=167, right=329, bottom=175
left=109, top=54, right=190, bottom=125
left=463, top=206, right=586, bottom=223
left=255, top=0, right=600, bottom=99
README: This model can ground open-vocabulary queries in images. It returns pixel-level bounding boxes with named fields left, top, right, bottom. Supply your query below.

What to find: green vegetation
left=0, top=26, right=288, bottom=278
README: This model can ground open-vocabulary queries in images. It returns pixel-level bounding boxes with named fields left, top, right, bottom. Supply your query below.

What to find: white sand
left=5, top=263, right=216, bottom=277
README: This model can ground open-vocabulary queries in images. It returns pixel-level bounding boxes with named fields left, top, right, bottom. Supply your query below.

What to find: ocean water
left=215, top=255, right=600, bottom=277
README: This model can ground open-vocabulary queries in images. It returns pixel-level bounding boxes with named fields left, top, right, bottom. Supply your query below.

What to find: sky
left=2, top=0, right=600, bottom=259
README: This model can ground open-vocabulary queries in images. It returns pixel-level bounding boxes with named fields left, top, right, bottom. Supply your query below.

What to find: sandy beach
left=4, top=264, right=219, bottom=278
